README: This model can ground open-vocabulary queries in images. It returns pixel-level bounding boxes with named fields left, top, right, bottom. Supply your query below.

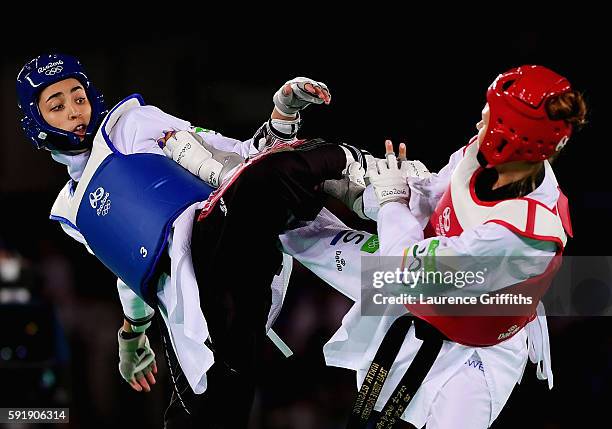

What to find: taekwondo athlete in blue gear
left=52, top=94, right=215, bottom=305
left=18, top=55, right=214, bottom=305
left=17, top=53, right=379, bottom=428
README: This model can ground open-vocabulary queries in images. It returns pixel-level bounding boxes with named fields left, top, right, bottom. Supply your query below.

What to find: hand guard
left=273, top=77, right=330, bottom=116
left=161, top=131, right=243, bottom=187
left=402, top=159, right=432, bottom=180
left=253, top=115, right=302, bottom=151
left=118, top=329, right=156, bottom=384
left=323, top=162, right=368, bottom=219
left=368, top=153, right=411, bottom=206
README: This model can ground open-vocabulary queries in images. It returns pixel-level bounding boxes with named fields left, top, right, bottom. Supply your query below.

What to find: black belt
left=347, top=316, right=447, bottom=429
left=157, top=312, right=193, bottom=416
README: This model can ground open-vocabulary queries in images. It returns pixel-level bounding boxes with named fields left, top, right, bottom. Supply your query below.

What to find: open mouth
left=73, top=124, right=87, bottom=136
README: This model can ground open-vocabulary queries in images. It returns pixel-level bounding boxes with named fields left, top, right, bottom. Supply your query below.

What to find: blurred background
left=1, top=21, right=611, bottom=428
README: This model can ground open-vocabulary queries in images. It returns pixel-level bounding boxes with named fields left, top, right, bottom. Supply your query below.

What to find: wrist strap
left=268, top=114, right=301, bottom=140
left=119, top=329, right=142, bottom=340
left=124, top=313, right=154, bottom=333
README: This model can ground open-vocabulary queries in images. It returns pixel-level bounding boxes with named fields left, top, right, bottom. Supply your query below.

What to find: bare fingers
left=128, top=378, right=143, bottom=392
left=157, top=130, right=176, bottom=149
left=385, top=139, right=394, bottom=155
left=398, top=143, right=407, bottom=161
left=135, top=374, right=151, bottom=392
left=282, top=83, right=292, bottom=96
left=145, top=369, right=157, bottom=387
left=303, top=83, right=331, bottom=104
left=129, top=369, right=155, bottom=393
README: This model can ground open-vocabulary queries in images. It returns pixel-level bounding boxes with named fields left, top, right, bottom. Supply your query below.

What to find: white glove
left=402, top=159, right=432, bottom=180
left=273, top=77, right=330, bottom=116
left=161, top=131, right=243, bottom=187
left=368, top=153, right=411, bottom=206
left=118, top=329, right=156, bottom=385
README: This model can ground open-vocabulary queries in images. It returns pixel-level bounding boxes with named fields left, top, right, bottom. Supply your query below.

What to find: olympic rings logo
left=100, top=200, right=111, bottom=216
left=44, top=66, right=64, bottom=76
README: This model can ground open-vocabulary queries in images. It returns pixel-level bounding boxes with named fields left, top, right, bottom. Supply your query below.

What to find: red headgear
left=479, top=65, right=572, bottom=166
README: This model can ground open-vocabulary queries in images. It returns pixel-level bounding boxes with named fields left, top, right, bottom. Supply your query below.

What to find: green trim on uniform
left=360, top=234, right=379, bottom=254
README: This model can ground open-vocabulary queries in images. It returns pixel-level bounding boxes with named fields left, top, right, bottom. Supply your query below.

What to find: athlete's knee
left=260, top=150, right=306, bottom=173
left=247, top=151, right=308, bottom=186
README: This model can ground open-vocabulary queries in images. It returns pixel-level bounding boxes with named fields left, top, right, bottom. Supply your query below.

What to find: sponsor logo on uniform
left=89, top=186, right=111, bottom=216
left=209, top=170, right=218, bottom=187
left=381, top=189, right=407, bottom=197
left=330, top=230, right=365, bottom=246
left=497, top=324, right=519, bottom=341
left=335, top=250, right=346, bottom=272
left=360, top=235, right=379, bottom=254
left=176, top=142, right=191, bottom=165
left=465, top=359, right=485, bottom=372
left=219, top=197, right=228, bottom=216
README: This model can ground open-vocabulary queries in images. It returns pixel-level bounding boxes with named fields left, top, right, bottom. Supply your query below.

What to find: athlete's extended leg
left=166, top=141, right=358, bottom=428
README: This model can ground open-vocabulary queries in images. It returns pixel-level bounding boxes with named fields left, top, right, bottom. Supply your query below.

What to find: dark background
left=1, top=23, right=611, bottom=428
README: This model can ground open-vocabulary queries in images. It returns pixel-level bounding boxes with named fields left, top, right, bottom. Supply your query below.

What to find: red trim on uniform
left=469, top=167, right=500, bottom=207
left=463, top=136, right=478, bottom=155
left=526, top=200, right=536, bottom=235
left=556, top=188, right=573, bottom=238
left=486, top=219, right=564, bottom=251
left=196, top=139, right=306, bottom=222
left=468, top=166, right=560, bottom=213
left=414, top=315, right=526, bottom=347
left=528, top=198, right=558, bottom=215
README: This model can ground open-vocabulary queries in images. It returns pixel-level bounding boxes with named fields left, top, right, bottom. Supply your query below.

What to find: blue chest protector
left=51, top=95, right=214, bottom=304
left=78, top=153, right=213, bottom=303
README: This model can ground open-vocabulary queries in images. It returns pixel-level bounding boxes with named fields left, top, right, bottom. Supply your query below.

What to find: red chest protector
left=411, top=139, right=572, bottom=346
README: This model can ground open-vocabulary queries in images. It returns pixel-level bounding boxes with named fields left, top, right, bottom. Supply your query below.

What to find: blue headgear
left=16, top=53, right=107, bottom=152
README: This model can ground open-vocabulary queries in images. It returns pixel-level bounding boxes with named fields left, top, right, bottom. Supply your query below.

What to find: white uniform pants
left=425, top=357, right=491, bottom=428
left=357, top=353, right=492, bottom=428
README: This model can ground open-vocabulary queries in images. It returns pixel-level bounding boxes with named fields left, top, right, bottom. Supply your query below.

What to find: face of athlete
left=476, top=103, right=490, bottom=146
left=38, top=78, right=91, bottom=141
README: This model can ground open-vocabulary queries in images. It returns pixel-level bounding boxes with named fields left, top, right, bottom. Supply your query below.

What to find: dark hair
left=546, top=90, right=588, bottom=129
left=512, top=90, right=587, bottom=197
